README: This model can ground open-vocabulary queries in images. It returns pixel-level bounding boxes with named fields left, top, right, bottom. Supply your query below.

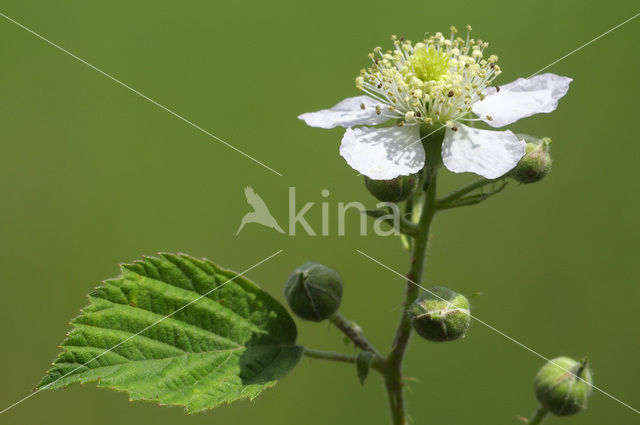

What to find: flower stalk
left=527, top=406, right=549, bottom=425
left=302, top=347, right=357, bottom=365
left=302, top=347, right=387, bottom=374
left=330, top=313, right=383, bottom=358
left=364, top=209, right=420, bottom=237
left=436, top=177, right=500, bottom=205
left=384, top=150, right=440, bottom=425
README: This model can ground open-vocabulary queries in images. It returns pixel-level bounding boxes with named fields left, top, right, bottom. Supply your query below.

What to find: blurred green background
left=1, top=1, right=639, bottom=424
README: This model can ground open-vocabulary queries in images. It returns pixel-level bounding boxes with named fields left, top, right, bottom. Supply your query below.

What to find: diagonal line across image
left=0, top=12, right=284, bottom=177
left=357, top=249, right=640, bottom=415
left=0, top=249, right=284, bottom=415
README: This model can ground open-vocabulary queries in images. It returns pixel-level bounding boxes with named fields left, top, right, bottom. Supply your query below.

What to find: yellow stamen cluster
left=355, top=27, right=501, bottom=126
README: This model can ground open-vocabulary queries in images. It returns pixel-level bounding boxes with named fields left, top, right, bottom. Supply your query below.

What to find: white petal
left=298, top=96, right=391, bottom=129
left=472, top=73, right=573, bottom=128
left=442, top=123, right=525, bottom=179
left=340, top=125, right=424, bottom=180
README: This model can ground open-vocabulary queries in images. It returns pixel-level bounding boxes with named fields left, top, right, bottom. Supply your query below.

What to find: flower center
left=407, top=48, right=450, bottom=83
left=355, top=26, right=502, bottom=126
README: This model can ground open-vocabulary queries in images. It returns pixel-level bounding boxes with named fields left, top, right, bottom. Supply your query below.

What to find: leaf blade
left=39, top=253, right=302, bottom=413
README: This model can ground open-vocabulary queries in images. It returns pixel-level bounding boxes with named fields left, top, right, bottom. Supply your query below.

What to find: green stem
left=384, top=170, right=439, bottom=425
left=364, top=209, right=420, bottom=237
left=527, top=406, right=549, bottom=425
left=303, top=347, right=385, bottom=374
left=302, top=347, right=357, bottom=365
left=329, top=313, right=382, bottom=358
left=436, top=177, right=499, bottom=206
left=437, top=180, right=507, bottom=210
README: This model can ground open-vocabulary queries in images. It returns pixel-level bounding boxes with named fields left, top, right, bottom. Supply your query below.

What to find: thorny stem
left=330, top=313, right=383, bottom=358
left=526, top=406, right=549, bottom=425
left=384, top=169, right=439, bottom=425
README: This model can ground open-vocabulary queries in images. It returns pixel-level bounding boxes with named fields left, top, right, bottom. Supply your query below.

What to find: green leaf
left=39, top=253, right=303, bottom=413
left=356, top=351, right=374, bottom=385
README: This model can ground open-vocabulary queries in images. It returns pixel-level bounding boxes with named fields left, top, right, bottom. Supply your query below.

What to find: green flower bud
left=283, top=261, right=343, bottom=322
left=509, top=135, right=552, bottom=184
left=534, top=357, right=593, bottom=416
left=408, top=286, right=470, bottom=342
left=364, top=174, right=418, bottom=203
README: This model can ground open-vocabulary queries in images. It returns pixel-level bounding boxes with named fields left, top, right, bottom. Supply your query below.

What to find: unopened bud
left=364, top=174, right=418, bottom=203
left=509, top=135, right=552, bottom=183
left=534, top=357, right=593, bottom=416
left=408, top=286, right=470, bottom=342
left=284, top=262, right=343, bottom=322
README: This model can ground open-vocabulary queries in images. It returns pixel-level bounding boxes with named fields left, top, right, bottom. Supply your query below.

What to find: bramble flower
left=299, top=27, right=572, bottom=180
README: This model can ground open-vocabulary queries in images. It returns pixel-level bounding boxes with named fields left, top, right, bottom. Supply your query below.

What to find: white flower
left=298, top=27, right=572, bottom=180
